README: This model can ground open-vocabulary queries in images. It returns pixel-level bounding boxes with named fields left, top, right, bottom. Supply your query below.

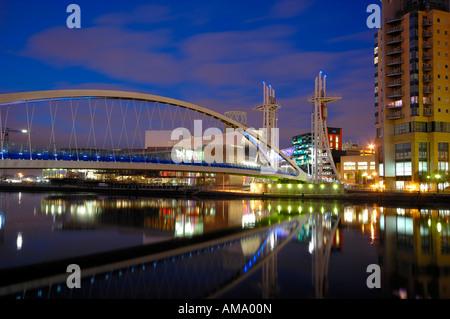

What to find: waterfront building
left=291, top=127, right=342, bottom=173
left=375, top=0, right=450, bottom=190
left=339, top=153, right=377, bottom=186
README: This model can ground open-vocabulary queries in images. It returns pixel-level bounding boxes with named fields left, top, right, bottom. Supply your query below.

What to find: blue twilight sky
left=0, top=0, right=379, bottom=148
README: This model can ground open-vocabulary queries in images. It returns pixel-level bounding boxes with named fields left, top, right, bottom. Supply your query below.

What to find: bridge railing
left=0, top=147, right=299, bottom=177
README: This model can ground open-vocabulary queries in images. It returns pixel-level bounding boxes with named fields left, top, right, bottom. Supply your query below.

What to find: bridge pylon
left=307, top=72, right=341, bottom=184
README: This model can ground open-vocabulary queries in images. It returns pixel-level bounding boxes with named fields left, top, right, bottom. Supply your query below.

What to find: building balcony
left=386, top=58, right=403, bottom=66
left=386, top=47, right=404, bottom=55
left=423, top=19, right=432, bottom=27
left=386, top=110, right=405, bottom=120
left=423, top=75, right=432, bottom=83
left=386, top=36, right=403, bottom=45
left=423, top=64, right=433, bottom=72
left=386, top=80, right=403, bottom=88
left=423, top=42, right=432, bottom=50
left=423, top=31, right=433, bottom=38
left=386, top=101, right=403, bottom=109
left=386, top=16, right=403, bottom=24
left=423, top=108, right=433, bottom=117
left=423, top=97, right=433, bottom=106
left=386, top=90, right=404, bottom=98
left=386, top=69, right=403, bottom=77
left=423, top=86, right=433, bottom=94
left=386, top=26, right=404, bottom=34
left=423, top=53, right=433, bottom=60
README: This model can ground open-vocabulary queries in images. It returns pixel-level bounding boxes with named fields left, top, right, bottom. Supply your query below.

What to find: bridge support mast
left=308, top=72, right=341, bottom=184
left=253, top=82, right=280, bottom=148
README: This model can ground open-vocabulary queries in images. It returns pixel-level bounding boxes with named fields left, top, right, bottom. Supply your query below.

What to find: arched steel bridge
left=0, top=90, right=307, bottom=181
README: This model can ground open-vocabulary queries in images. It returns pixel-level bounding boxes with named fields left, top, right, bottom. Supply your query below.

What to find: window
left=396, top=143, right=411, bottom=161
left=394, top=123, right=410, bottom=135
left=438, top=143, right=449, bottom=159
left=396, top=162, right=412, bottom=176
left=358, top=162, right=368, bottom=170
left=413, top=122, right=428, bottom=133
left=438, top=143, right=449, bottom=172
left=419, top=142, right=428, bottom=161
left=419, top=161, right=428, bottom=172
left=344, top=162, right=356, bottom=171
left=439, top=162, right=449, bottom=171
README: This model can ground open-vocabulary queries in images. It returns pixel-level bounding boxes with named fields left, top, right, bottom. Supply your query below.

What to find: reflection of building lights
left=17, top=232, right=23, bottom=250
left=344, top=209, right=353, bottom=223
left=438, top=222, right=442, bottom=232
left=428, top=219, right=431, bottom=227
left=363, top=209, right=369, bottom=223
left=398, top=289, right=407, bottom=299
left=269, top=231, right=275, bottom=251
left=242, top=213, right=256, bottom=227
left=371, top=223, right=375, bottom=243
left=308, top=241, right=314, bottom=254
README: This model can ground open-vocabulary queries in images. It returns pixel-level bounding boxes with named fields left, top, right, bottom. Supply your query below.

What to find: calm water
left=0, top=191, right=449, bottom=299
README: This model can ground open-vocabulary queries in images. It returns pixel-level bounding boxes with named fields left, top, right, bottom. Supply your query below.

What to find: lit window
left=358, top=162, right=368, bottom=170
left=396, top=162, right=412, bottom=176
left=344, top=162, right=356, bottom=171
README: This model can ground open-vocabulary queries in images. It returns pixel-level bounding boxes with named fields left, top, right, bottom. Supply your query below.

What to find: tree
left=431, top=169, right=446, bottom=193
left=413, top=171, right=428, bottom=185
left=355, top=170, right=364, bottom=185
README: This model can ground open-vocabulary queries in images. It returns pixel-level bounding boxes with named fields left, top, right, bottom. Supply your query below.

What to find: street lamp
left=435, top=174, right=441, bottom=193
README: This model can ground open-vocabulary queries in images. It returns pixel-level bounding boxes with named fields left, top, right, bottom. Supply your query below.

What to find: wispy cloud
left=327, top=30, right=376, bottom=44
left=247, top=0, right=312, bottom=22
left=15, top=1, right=374, bottom=146
left=94, top=5, right=175, bottom=26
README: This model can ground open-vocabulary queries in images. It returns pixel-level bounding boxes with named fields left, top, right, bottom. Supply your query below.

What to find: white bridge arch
left=0, top=90, right=307, bottom=181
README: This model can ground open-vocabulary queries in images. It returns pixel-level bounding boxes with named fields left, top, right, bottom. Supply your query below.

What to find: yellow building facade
left=375, top=1, right=450, bottom=190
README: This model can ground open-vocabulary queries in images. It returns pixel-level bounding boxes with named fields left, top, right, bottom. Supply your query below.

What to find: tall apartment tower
left=375, top=0, right=450, bottom=190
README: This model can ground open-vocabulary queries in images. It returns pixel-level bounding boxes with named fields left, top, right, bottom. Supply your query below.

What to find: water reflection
left=39, top=196, right=275, bottom=238
left=378, top=207, right=450, bottom=299
left=1, top=192, right=450, bottom=299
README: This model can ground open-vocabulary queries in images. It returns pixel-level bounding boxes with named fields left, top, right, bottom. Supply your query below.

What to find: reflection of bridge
left=0, top=90, right=305, bottom=182
left=0, top=210, right=342, bottom=299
